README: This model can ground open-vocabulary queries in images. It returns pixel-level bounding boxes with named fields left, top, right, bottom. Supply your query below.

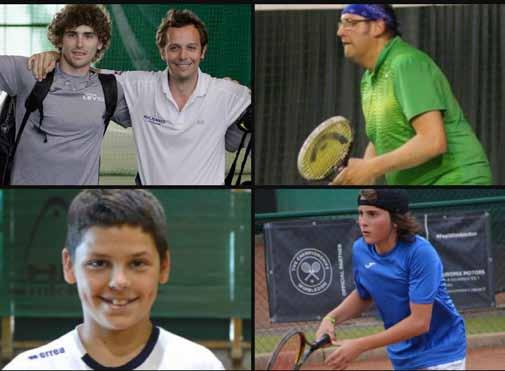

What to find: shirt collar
left=162, top=68, right=209, bottom=101
left=55, top=63, right=95, bottom=81
left=370, top=36, right=401, bottom=76
left=75, top=324, right=160, bottom=370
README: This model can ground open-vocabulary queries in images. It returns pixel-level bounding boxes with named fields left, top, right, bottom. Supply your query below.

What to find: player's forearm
left=363, top=142, right=376, bottom=160
left=354, top=314, right=429, bottom=353
left=326, top=290, right=372, bottom=325
left=369, top=133, right=445, bottom=178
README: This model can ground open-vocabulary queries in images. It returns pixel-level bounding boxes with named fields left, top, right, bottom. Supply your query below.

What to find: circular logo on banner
left=289, top=248, right=333, bottom=296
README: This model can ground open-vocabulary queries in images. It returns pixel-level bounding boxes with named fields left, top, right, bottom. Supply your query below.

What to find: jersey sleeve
left=408, top=242, right=443, bottom=304
left=0, top=55, right=33, bottom=96
left=352, top=241, right=371, bottom=300
left=2, top=353, right=40, bottom=370
left=111, top=80, right=132, bottom=128
left=353, top=268, right=371, bottom=300
left=189, top=342, right=225, bottom=370
left=224, top=81, right=251, bottom=128
left=392, top=55, right=447, bottom=122
left=207, top=354, right=225, bottom=370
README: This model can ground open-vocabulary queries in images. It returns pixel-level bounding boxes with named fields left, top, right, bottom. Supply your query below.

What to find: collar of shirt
left=162, top=68, right=209, bottom=109
left=54, top=63, right=97, bottom=90
left=369, top=36, right=402, bottom=79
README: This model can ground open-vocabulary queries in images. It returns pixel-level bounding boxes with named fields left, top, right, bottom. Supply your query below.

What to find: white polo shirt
left=116, top=69, right=251, bottom=185
left=2, top=326, right=224, bottom=370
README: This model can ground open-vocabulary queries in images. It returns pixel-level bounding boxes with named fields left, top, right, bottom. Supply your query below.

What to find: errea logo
left=28, top=347, right=65, bottom=360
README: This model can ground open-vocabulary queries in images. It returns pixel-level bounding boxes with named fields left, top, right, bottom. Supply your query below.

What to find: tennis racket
left=297, top=116, right=354, bottom=182
left=266, top=329, right=331, bottom=370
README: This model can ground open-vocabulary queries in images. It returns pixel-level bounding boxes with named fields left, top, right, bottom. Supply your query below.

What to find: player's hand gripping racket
left=297, top=116, right=353, bottom=182
left=266, top=329, right=331, bottom=370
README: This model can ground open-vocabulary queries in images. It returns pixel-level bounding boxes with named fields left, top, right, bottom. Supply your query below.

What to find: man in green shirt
left=331, top=4, right=492, bottom=185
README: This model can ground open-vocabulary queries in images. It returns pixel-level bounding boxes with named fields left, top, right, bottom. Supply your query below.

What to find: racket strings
left=268, top=333, right=304, bottom=370
left=298, top=117, right=353, bottom=180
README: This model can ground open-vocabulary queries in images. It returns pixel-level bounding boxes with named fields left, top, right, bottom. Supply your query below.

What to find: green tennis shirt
left=361, top=37, right=492, bottom=185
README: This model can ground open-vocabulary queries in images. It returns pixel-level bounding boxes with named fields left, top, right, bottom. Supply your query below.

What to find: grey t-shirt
left=0, top=55, right=131, bottom=185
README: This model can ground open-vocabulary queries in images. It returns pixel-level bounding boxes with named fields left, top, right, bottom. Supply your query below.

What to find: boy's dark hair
left=377, top=4, right=402, bottom=37
left=390, top=212, right=421, bottom=243
left=47, top=4, right=112, bottom=63
left=66, top=189, right=169, bottom=259
left=359, top=189, right=420, bottom=242
left=156, top=9, right=208, bottom=50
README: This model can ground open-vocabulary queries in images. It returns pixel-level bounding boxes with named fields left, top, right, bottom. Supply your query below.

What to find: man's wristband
left=323, top=316, right=336, bottom=325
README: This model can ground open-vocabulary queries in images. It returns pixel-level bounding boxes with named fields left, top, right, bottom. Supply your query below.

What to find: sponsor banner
left=264, top=212, right=493, bottom=323
left=422, top=212, right=495, bottom=309
left=264, top=219, right=358, bottom=323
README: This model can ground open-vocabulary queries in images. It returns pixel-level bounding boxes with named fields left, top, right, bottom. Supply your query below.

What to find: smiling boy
left=3, top=189, right=224, bottom=370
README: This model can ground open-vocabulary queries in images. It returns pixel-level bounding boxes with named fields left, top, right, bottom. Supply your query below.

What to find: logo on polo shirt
left=82, top=93, right=104, bottom=102
left=27, top=347, right=65, bottom=360
left=144, top=115, right=168, bottom=126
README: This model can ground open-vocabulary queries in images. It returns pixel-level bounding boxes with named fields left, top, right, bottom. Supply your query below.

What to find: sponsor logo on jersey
left=82, top=93, right=105, bottom=102
left=144, top=115, right=168, bottom=126
left=27, top=347, right=65, bottom=360
left=365, top=262, right=376, bottom=269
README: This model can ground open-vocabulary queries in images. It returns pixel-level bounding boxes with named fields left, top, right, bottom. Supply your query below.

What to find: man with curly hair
left=0, top=4, right=130, bottom=185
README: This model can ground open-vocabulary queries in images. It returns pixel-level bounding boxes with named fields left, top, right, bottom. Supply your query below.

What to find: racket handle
left=313, top=333, right=332, bottom=349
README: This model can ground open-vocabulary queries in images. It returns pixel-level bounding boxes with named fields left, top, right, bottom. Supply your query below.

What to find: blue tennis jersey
left=352, top=235, right=466, bottom=370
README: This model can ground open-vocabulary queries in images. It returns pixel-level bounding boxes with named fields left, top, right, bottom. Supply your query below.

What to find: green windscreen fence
left=0, top=189, right=251, bottom=319
left=275, top=189, right=505, bottom=212
left=101, top=4, right=251, bottom=86
left=0, top=4, right=251, bottom=85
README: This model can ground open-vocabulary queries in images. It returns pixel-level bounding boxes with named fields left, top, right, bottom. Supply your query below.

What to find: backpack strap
left=98, top=73, right=118, bottom=135
left=236, top=132, right=252, bottom=186
left=225, top=104, right=252, bottom=186
left=0, top=95, right=17, bottom=184
left=11, top=70, right=55, bottom=159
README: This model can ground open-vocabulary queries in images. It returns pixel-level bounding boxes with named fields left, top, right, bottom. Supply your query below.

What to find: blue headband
left=342, top=4, right=394, bottom=28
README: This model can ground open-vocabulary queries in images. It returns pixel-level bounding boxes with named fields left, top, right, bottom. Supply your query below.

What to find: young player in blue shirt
left=316, top=189, right=466, bottom=370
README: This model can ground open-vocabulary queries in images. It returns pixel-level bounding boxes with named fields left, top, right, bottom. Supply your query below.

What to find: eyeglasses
left=338, top=19, right=372, bottom=30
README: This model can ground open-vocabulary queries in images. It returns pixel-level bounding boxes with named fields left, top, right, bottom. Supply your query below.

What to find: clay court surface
left=257, top=346, right=505, bottom=370
left=306, top=346, right=505, bottom=370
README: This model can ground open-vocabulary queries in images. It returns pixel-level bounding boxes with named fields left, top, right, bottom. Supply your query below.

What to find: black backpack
left=0, top=70, right=117, bottom=185
left=225, top=104, right=252, bottom=187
